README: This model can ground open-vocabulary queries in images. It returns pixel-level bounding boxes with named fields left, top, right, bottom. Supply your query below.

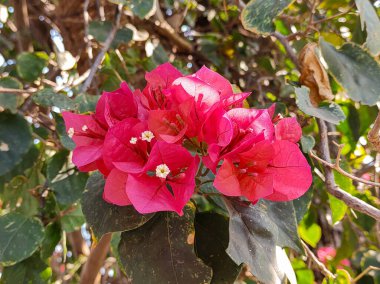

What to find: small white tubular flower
left=130, top=137, right=138, bottom=144
left=67, top=127, right=74, bottom=138
left=155, top=164, right=170, bottom=179
left=141, top=130, right=155, bottom=142
left=81, top=125, right=88, bottom=131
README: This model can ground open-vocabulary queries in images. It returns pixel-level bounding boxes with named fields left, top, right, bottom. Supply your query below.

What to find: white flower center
left=155, top=164, right=170, bottom=179
left=0, top=142, right=9, bottom=152
left=82, top=125, right=88, bottom=131
left=130, top=137, right=138, bottom=144
left=67, top=127, right=74, bottom=138
left=141, top=130, right=154, bottom=142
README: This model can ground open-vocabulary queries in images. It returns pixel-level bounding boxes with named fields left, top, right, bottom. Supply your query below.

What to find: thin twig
left=301, top=241, right=336, bottom=279
left=271, top=32, right=300, bottom=69
left=353, top=265, right=380, bottom=282
left=368, top=111, right=380, bottom=152
left=83, top=0, right=93, bottom=62
left=80, top=4, right=123, bottom=94
left=0, top=87, right=37, bottom=94
left=317, top=119, right=380, bottom=221
left=309, top=150, right=380, bottom=187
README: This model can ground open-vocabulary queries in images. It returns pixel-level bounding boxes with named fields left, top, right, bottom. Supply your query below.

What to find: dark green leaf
left=335, top=219, right=358, bottom=263
left=118, top=206, right=212, bottom=283
left=16, top=52, right=47, bottom=82
left=1, top=253, right=52, bottom=284
left=74, top=93, right=100, bottom=113
left=320, top=39, right=380, bottom=106
left=60, top=205, right=85, bottom=232
left=293, top=187, right=314, bottom=224
left=52, top=112, right=75, bottom=150
left=300, top=135, right=315, bottom=153
left=361, top=250, right=380, bottom=284
left=241, top=0, right=294, bottom=35
left=224, top=198, right=301, bottom=284
left=40, top=222, right=61, bottom=259
left=81, top=172, right=154, bottom=239
left=0, top=213, right=45, bottom=266
left=129, top=0, right=155, bottom=19
left=355, top=0, right=380, bottom=55
left=46, top=149, right=69, bottom=182
left=88, top=21, right=133, bottom=48
left=195, top=212, right=240, bottom=284
left=0, top=113, right=33, bottom=177
left=0, top=77, right=22, bottom=113
left=33, top=88, right=76, bottom=110
left=295, top=86, right=346, bottom=124
left=51, top=172, right=88, bottom=205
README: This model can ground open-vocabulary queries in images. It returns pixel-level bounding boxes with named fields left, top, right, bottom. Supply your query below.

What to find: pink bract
left=63, top=63, right=312, bottom=215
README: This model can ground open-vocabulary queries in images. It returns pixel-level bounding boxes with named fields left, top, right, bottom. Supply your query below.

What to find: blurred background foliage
left=0, top=0, right=380, bottom=283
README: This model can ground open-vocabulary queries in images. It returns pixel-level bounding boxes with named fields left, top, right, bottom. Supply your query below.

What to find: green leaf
left=60, top=205, right=85, bottom=233
left=46, top=149, right=69, bottom=182
left=16, top=52, right=47, bottom=82
left=320, top=39, right=380, bottom=106
left=51, top=171, right=88, bottom=205
left=241, top=0, right=294, bottom=35
left=293, top=187, right=314, bottom=224
left=88, top=21, right=133, bottom=48
left=74, top=93, right=100, bottom=113
left=0, top=113, right=33, bottom=177
left=118, top=206, right=212, bottom=283
left=129, top=0, right=155, bottom=19
left=300, top=135, right=315, bottom=153
left=81, top=172, right=154, bottom=239
left=335, top=220, right=358, bottom=263
left=292, top=259, right=315, bottom=284
left=33, top=88, right=76, bottom=110
left=40, top=222, right=61, bottom=259
left=361, top=250, right=380, bottom=284
left=52, top=112, right=75, bottom=150
left=0, top=77, right=22, bottom=113
left=328, top=194, right=347, bottom=224
left=295, top=86, right=346, bottom=124
left=355, top=0, right=380, bottom=55
left=1, top=253, right=52, bottom=284
left=298, top=210, right=321, bottom=248
left=224, top=198, right=302, bottom=284
left=0, top=212, right=45, bottom=266
left=194, top=212, right=241, bottom=284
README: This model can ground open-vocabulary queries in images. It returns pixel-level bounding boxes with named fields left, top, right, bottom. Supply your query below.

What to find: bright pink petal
left=126, top=174, right=192, bottom=215
left=266, top=140, right=312, bottom=201
left=223, top=92, right=250, bottom=108
left=173, top=77, right=220, bottom=110
left=145, top=62, right=182, bottom=89
left=95, top=82, right=138, bottom=127
left=72, top=144, right=103, bottom=171
left=267, top=103, right=276, bottom=118
left=102, top=118, right=148, bottom=173
left=145, top=142, right=193, bottom=173
left=201, top=107, right=233, bottom=146
left=214, top=159, right=241, bottom=196
left=103, top=169, right=131, bottom=206
left=62, top=112, right=106, bottom=146
left=239, top=172, right=273, bottom=203
left=194, top=66, right=233, bottom=99
left=148, top=110, right=187, bottom=143
left=275, top=117, right=302, bottom=143
left=239, top=140, right=274, bottom=170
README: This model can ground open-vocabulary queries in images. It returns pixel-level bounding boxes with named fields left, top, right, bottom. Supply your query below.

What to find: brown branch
left=80, top=233, right=112, bottom=284
left=317, top=119, right=380, bottom=221
left=309, top=149, right=380, bottom=187
left=368, top=111, right=380, bottom=152
left=301, top=241, right=336, bottom=279
left=271, top=32, right=300, bottom=69
left=0, top=87, right=37, bottom=94
left=353, top=266, right=380, bottom=282
left=80, top=4, right=122, bottom=94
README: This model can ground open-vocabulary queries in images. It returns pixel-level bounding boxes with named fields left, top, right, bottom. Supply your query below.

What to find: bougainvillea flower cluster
left=63, top=63, right=312, bottom=215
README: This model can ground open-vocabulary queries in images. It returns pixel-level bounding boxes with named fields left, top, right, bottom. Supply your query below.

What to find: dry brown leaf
left=299, top=43, right=334, bottom=107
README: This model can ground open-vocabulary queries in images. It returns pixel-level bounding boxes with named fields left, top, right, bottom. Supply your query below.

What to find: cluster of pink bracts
left=63, top=63, right=312, bottom=215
